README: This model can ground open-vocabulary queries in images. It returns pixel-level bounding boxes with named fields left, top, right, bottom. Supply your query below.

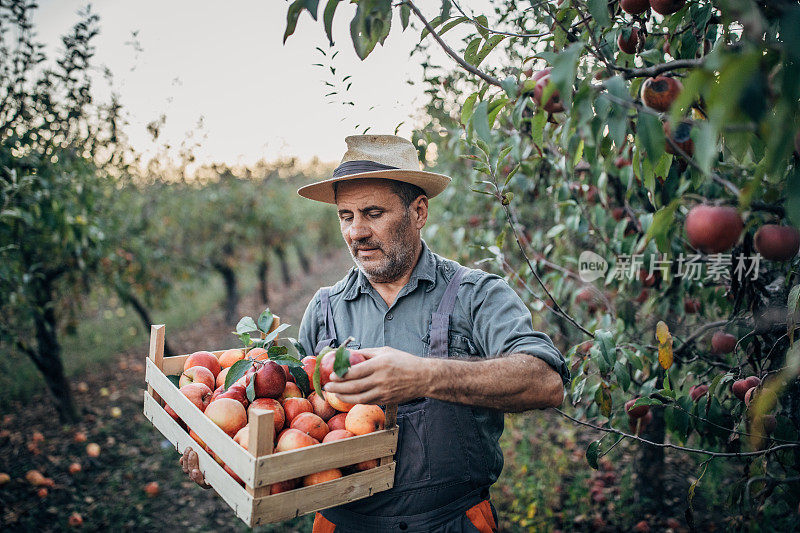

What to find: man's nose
left=347, top=217, right=371, bottom=241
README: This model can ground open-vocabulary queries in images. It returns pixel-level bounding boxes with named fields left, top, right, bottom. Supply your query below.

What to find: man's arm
left=325, top=347, right=564, bottom=411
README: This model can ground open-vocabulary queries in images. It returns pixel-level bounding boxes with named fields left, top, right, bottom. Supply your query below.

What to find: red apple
left=533, top=72, right=564, bottom=113
left=625, top=398, right=649, bottom=419
left=685, top=205, right=743, bottom=254
left=282, top=397, right=313, bottom=425
left=216, top=367, right=230, bottom=389
left=290, top=412, right=329, bottom=442
left=319, top=350, right=367, bottom=385
left=270, top=478, right=299, bottom=494
left=301, top=356, right=317, bottom=384
left=617, top=27, right=643, bottom=55
left=689, top=384, right=708, bottom=402
left=279, top=382, right=303, bottom=402
left=754, top=225, right=800, bottom=261
left=165, top=383, right=212, bottom=422
left=732, top=377, right=760, bottom=400
left=217, top=384, right=249, bottom=408
left=179, top=366, right=216, bottom=390
left=620, top=0, right=650, bottom=15
left=640, top=76, right=682, bottom=112
left=253, top=360, right=286, bottom=399
left=248, top=398, right=285, bottom=434
left=183, top=351, right=221, bottom=378
left=322, top=429, right=355, bottom=443
left=275, top=428, right=319, bottom=453
left=711, top=332, right=737, bottom=355
left=328, top=412, right=348, bottom=431
left=650, top=0, right=685, bottom=16
left=281, top=365, right=295, bottom=383
left=204, top=398, right=247, bottom=437
left=308, top=392, right=336, bottom=421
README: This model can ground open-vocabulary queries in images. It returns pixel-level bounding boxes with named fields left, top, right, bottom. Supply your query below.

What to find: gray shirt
left=297, top=240, right=569, bottom=477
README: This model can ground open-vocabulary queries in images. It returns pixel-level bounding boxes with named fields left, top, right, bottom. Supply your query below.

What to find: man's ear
left=411, top=195, right=428, bottom=230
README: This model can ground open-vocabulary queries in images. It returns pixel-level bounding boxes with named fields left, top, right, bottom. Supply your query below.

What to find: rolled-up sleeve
left=468, top=275, right=570, bottom=386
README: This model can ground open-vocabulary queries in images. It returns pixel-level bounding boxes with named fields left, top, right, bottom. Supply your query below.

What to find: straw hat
left=297, top=134, right=451, bottom=204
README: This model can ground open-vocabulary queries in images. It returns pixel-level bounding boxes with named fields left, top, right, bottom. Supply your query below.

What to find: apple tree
left=285, top=0, right=800, bottom=524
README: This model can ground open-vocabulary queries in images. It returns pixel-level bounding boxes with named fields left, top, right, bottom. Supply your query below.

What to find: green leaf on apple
left=167, top=374, right=181, bottom=388
left=268, top=345, right=289, bottom=357
left=333, top=345, right=351, bottom=379
left=225, top=359, right=251, bottom=390
left=235, top=316, right=259, bottom=335
left=289, top=366, right=311, bottom=396
left=245, top=379, right=256, bottom=402
left=257, top=308, right=274, bottom=333
left=268, top=354, right=303, bottom=367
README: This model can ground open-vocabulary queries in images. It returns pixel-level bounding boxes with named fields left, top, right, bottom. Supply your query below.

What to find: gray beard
left=350, top=242, right=416, bottom=283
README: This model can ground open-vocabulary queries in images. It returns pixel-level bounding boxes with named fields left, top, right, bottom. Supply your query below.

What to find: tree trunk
left=213, top=263, right=239, bottom=324
left=275, top=246, right=292, bottom=285
left=116, top=286, right=176, bottom=356
left=29, top=280, right=78, bottom=422
left=296, top=245, right=311, bottom=274
left=635, top=371, right=665, bottom=514
left=257, top=259, right=269, bottom=305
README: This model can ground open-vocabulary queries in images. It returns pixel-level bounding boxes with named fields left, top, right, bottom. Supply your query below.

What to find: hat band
left=332, top=160, right=400, bottom=178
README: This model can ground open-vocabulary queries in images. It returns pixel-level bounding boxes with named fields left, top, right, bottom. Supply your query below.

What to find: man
left=181, top=134, right=569, bottom=532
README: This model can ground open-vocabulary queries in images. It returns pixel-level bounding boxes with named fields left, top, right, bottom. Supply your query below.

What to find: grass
left=0, top=255, right=282, bottom=408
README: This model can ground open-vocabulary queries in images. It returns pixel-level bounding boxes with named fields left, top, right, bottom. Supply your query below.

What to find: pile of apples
left=165, top=347, right=385, bottom=493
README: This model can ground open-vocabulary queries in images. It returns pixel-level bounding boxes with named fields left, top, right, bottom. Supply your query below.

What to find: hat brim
left=297, top=169, right=451, bottom=204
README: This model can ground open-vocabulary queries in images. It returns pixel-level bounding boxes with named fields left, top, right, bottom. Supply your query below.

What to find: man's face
left=335, top=179, right=427, bottom=283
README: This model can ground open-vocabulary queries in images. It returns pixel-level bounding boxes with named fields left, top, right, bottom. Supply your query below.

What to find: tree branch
left=403, top=0, right=501, bottom=87
left=553, top=407, right=800, bottom=457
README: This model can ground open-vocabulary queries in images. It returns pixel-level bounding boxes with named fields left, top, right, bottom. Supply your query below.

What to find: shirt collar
left=343, top=239, right=437, bottom=301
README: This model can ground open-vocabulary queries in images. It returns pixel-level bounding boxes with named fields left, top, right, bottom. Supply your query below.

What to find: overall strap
left=315, top=287, right=337, bottom=355
left=429, top=266, right=467, bottom=359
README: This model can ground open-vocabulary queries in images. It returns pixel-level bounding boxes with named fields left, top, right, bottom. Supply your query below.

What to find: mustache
left=351, top=241, right=382, bottom=252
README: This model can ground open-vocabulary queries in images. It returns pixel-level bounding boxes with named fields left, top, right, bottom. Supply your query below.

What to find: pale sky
left=32, top=1, right=484, bottom=167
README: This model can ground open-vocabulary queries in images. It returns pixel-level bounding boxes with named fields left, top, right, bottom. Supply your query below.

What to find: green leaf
left=586, top=0, right=610, bottom=26
left=789, top=284, right=800, bottom=342
left=501, top=76, right=518, bottom=99
left=333, top=345, right=351, bottom=378
left=614, top=361, right=630, bottom=392
left=473, top=35, right=506, bottom=67
left=549, top=42, right=582, bottom=109
left=350, top=0, right=392, bottom=59
left=225, top=359, right=252, bottom=390
left=439, top=16, right=468, bottom=37
left=461, top=92, right=479, bottom=126
left=646, top=199, right=679, bottom=252
left=637, top=111, right=665, bottom=163
left=474, top=14, right=489, bottom=39
left=261, top=323, right=291, bottom=345
left=235, top=316, right=258, bottom=335
left=167, top=374, right=180, bottom=388
left=472, top=100, right=491, bottom=142
left=257, top=308, right=274, bottom=333
left=464, top=37, right=482, bottom=65
left=420, top=15, right=445, bottom=42
left=395, top=3, right=409, bottom=29
left=323, top=0, right=341, bottom=45
left=267, top=345, right=289, bottom=357
left=313, top=348, right=330, bottom=397
left=595, top=330, right=616, bottom=367
left=633, top=397, right=664, bottom=407
left=284, top=0, right=319, bottom=44
left=595, top=386, right=612, bottom=417
left=290, top=366, right=311, bottom=396
left=529, top=110, right=546, bottom=147
left=690, top=121, right=716, bottom=174
left=246, top=378, right=256, bottom=402
left=586, top=440, right=601, bottom=469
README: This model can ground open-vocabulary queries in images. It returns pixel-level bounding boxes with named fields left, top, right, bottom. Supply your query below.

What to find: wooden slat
left=145, top=358, right=255, bottom=485
left=143, top=392, right=254, bottom=524
left=147, top=325, right=166, bottom=403
left=251, top=462, right=396, bottom=525
left=161, top=354, right=189, bottom=376
left=246, top=409, right=274, bottom=498
left=253, top=428, right=398, bottom=486
left=380, top=404, right=398, bottom=467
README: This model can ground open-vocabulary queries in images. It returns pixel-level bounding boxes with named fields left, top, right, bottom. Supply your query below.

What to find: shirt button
left=386, top=313, right=393, bottom=321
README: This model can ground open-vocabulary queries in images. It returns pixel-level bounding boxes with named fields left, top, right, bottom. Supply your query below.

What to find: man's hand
left=180, top=447, right=211, bottom=489
left=324, top=347, right=432, bottom=405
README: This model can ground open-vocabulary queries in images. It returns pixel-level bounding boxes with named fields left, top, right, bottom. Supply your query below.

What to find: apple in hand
left=319, top=350, right=366, bottom=385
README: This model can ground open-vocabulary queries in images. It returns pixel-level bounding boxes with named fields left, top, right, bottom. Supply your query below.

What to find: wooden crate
left=143, top=324, right=398, bottom=526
